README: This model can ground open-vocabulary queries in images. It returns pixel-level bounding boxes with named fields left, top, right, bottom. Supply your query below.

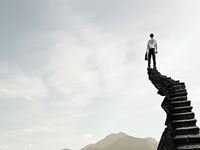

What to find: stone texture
left=147, top=68, right=200, bottom=150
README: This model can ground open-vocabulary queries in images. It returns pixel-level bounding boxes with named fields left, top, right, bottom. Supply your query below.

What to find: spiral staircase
left=148, top=68, right=200, bottom=150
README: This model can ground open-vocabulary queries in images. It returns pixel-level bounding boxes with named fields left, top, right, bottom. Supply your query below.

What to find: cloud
left=0, top=70, right=47, bottom=101
left=1, top=0, right=200, bottom=150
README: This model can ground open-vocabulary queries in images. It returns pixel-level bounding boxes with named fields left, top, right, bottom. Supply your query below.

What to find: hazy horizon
left=1, top=0, right=200, bottom=150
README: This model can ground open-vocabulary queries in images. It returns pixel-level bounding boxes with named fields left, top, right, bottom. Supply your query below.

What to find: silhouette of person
left=147, top=33, right=158, bottom=69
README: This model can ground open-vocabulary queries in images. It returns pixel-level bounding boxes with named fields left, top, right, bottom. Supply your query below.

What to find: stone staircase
left=147, top=68, right=200, bottom=150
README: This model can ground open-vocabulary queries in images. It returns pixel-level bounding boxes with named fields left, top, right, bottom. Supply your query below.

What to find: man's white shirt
left=147, top=38, right=157, bottom=53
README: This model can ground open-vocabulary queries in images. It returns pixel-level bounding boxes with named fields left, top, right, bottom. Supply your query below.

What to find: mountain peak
left=105, top=132, right=128, bottom=139
left=81, top=132, right=158, bottom=150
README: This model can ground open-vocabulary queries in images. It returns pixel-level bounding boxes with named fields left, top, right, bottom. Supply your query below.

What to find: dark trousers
left=148, top=48, right=156, bottom=68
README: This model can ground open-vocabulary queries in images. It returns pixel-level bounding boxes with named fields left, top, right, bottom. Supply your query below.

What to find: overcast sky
left=1, top=0, right=200, bottom=150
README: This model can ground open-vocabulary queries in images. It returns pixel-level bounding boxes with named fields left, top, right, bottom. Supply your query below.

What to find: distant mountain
left=80, top=132, right=158, bottom=150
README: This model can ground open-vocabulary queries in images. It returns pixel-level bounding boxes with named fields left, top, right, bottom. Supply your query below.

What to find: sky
left=1, top=0, right=200, bottom=150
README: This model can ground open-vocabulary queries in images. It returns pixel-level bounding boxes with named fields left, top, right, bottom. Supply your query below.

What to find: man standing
left=147, top=33, right=158, bottom=69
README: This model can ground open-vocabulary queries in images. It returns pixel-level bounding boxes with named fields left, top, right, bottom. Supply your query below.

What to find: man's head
left=150, top=33, right=154, bottom=38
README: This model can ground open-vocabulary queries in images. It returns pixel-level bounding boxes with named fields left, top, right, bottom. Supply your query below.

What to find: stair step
left=160, top=78, right=171, bottom=82
left=161, top=75, right=167, bottom=78
left=172, top=106, right=193, bottom=113
left=172, top=100, right=191, bottom=107
left=175, top=134, right=200, bottom=145
left=170, top=83, right=185, bottom=91
left=173, top=119, right=197, bottom=128
left=162, top=81, right=173, bottom=86
left=161, top=77, right=173, bottom=82
left=171, top=96, right=187, bottom=102
left=169, top=81, right=181, bottom=87
left=172, top=112, right=195, bottom=120
left=177, top=144, right=200, bottom=150
left=170, top=89, right=187, bottom=93
left=175, top=126, right=199, bottom=135
left=171, top=89, right=187, bottom=93
left=171, top=82, right=185, bottom=87
left=170, top=91, right=188, bottom=98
